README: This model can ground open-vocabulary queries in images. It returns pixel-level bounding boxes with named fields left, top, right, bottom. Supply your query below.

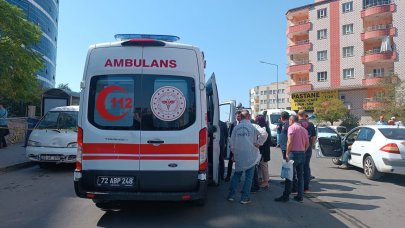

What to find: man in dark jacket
left=219, top=120, right=228, bottom=180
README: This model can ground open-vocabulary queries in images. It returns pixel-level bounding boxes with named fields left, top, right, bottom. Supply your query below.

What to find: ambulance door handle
left=147, top=140, right=165, bottom=144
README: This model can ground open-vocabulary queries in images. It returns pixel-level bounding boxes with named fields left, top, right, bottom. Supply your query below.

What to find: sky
left=56, top=0, right=313, bottom=107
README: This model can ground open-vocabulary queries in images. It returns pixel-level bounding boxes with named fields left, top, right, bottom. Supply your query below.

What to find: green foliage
left=340, top=112, right=360, bottom=131
left=0, top=0, right=44, bottom=116
left=313, top=98, right=348, bottom=126
left=57, top=83, right=72, bottom=92
left=369, top=75, right=405, bottom=123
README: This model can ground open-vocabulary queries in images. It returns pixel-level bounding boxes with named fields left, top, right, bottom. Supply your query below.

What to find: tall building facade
left=286, top=0, right=403, bottom=121
left=250, top=80, right=291, bottom=117
left=6, top=0, right=59, bottom=88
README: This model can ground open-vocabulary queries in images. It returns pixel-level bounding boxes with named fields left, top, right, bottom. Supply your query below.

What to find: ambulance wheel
left=192, top=198, right=206, bottom=206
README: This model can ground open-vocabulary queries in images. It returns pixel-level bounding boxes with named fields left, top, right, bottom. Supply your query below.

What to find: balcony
left=361, top=24, right=396, bottom=41
left=362, top=74, right=399, bottom=86
left=362, top=50, right=397, bottom=63
left=287, top=60, right=312, bottom=75
left=363, top=98, right=385, bottom=110
left=361, top=2, right=395, bottom=18
left=287, top=81, right=313, bottom=93
left=287, top=40, right=312, bottom=55
left=286, top=20, right=311, bottom=36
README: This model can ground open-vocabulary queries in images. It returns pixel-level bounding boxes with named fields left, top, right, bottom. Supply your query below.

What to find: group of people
left=376, top=115, right=403, bottom=126
left=223, top=109, right=316, bottom=204
left=0, top=102, right=8, bottom=149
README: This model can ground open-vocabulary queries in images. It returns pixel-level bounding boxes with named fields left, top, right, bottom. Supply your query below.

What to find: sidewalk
left=0, top=143, right=35, bottom=173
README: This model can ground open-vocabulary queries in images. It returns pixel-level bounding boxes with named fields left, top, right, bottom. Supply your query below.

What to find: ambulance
left=74, top=34, right=222, bottom=208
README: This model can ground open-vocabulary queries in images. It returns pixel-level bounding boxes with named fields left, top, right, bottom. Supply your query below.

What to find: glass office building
left=6, top=0, right=59, bottom=88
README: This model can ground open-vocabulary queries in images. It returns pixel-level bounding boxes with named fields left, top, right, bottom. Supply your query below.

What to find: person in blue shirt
left=376, top=115, right=387, bottom=125
left=0, top=102, right=8, bottom=149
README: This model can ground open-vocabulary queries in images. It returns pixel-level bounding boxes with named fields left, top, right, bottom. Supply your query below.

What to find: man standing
left=224, top=110, right=242, bottom=182
left=0, top=102, right=8, bottom=149
left=227, top=110, right=267, bottom=204
left=279, top=111, right=290, bottom=160
left=297, top=110, right=316, bottom=193
left=275, top=115, right=309, bottom=202
left=376, top=115, right=387, bottom=125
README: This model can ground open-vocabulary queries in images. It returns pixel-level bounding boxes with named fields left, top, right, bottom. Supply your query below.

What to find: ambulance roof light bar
left=114, top=34, right=180, bottom=42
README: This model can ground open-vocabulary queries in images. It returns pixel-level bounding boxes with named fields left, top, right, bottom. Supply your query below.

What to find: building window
left=372, top=68, right=384, bottom=77
left=374, top=91, right=385, bottom=101
left=281, top=98, right=285, bottom=103
left=342, top=2, right=353, bottom=13
left=317, top=50, right=328, bottom=61
left=260, top=91, right=263, bottom=95
left=273, top=90, right=276, bottom=94
left=281, top=89, right=285, bottom=94
left=343, top=68, right=355, bottom=79
left=317, top=29, right=327, bottom=40
left=342, top=24, right=354, bottom=35
left=317, top=8, right=327, bottom=19
left=343, top=46, right=354, bottom=57
left=317, top=72, right=328, bottom=82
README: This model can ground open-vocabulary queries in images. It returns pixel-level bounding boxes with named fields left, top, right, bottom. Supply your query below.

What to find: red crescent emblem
left=96, top=85, right=129, bottom=121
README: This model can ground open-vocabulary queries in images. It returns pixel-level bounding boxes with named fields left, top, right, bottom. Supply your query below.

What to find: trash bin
left=25, top=117, right=40, bottom=147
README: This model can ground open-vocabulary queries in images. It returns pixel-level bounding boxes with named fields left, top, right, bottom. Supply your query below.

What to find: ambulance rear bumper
left=74, top=171, right=207, bottom=201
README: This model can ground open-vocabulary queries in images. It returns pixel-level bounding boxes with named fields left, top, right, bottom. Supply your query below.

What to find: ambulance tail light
left=76, top=127, right=83, bottom=171
left=121, top=39, right=165, bottom=47
left=199, top=128, right=208, bottom=171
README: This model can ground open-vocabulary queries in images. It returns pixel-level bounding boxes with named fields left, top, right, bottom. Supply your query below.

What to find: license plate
left=40, top=155, right=60, bottom=161
left=97, top=176, right=135, bottom=187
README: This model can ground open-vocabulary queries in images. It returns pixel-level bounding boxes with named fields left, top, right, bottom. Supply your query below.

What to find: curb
left=0, top=161, right=36, bottom=174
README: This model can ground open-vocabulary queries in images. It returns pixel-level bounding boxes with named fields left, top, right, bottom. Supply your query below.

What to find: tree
left=0, top=0, right=44, bottom=115
left=340, top=112, right=360, bottom=131
left=369, top=74, right=405, bottom=123
left=313, top=98, right=348, bottom=126
left=57, top=83, right=72, bottom=92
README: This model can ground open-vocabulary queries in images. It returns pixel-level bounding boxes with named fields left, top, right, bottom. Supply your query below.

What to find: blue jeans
left=304, top=148, right=312, bottom=190
left=284, top=152, right=305, bottom=198
left=342, top=150, right=351, bottom=164
left=228, top=165, right=255, bottom=201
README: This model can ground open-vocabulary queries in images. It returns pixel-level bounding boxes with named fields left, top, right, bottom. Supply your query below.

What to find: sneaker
left=339, top=164, right=348, bottom=169
left=293, top=196, right=303, bottom=202
left=227, top=196, right=235, bottom=202
left=304, top=189, right=310, bottom=193
left=291, top=189, right=297, bottom=195
left=240, top=199, right=251, bottom=204
left=274, top=196, right=289, bottom=202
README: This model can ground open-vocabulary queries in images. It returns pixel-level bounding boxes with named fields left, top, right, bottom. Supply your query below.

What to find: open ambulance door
left=206, top=73, right=220, bottom=186
left=220, top=100, right=236, bottom=159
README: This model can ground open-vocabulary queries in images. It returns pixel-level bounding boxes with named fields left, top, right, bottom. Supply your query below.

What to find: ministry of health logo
left=150, top=86, right=186, bottom=121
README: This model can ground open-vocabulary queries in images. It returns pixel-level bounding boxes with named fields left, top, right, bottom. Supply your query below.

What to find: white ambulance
left=74, top=34, right=222, bottom=208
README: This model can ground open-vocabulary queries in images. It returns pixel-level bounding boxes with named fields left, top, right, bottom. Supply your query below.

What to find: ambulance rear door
left=206, top=73, right=221, bottom=185
left=139, top=47, right=201, bottom=192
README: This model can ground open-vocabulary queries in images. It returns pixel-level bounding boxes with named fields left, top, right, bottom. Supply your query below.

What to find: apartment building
left=250, top=80, right=291, bottom=117
left=286, top=0, right=404, bottom=120
left=6, top=0, right=59, bottom=88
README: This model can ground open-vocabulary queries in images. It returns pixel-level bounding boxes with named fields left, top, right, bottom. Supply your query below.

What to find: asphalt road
left=1, top=148, right=404, bottom=228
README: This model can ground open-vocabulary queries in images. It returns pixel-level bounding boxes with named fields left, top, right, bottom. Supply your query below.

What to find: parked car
left=316, top=125, right=405, bottom=180
left=329, top=125, right=347, bottom=137
left=26, top=106, right=79, bottom=167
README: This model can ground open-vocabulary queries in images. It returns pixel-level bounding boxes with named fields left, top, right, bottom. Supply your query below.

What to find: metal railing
left=364, top=49, right=394, bottom=55
left=295, top=39, right=310, bottom=45
left=363, top=0, right=393, bottom=9
left=365, top=72, right=396, bottom=78
left=289, top=59, right=310, bottom=66
left=291, top=19, right=310, bottom=26
left=363, top=24, right=392, bottom=32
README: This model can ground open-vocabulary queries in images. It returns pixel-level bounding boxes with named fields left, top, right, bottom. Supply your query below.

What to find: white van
left=26, top=106, right=79, bottom=167
left=260, top=109, right=296, bottom=146
left=74, top=34, right=221, bottom=208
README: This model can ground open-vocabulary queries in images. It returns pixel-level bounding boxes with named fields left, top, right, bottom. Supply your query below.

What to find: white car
left=317, top=125, right=405, bottom=180
left=26, top=106, right=79, bottom=167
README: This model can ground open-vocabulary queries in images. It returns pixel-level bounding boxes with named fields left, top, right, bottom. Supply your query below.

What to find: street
left=1, top=147, right=405, bottom=228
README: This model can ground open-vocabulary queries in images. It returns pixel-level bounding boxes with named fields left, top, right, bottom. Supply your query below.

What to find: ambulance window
left=141, top=75, right=196, bottom=130
left=88, top=75, right=141, bottom=130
